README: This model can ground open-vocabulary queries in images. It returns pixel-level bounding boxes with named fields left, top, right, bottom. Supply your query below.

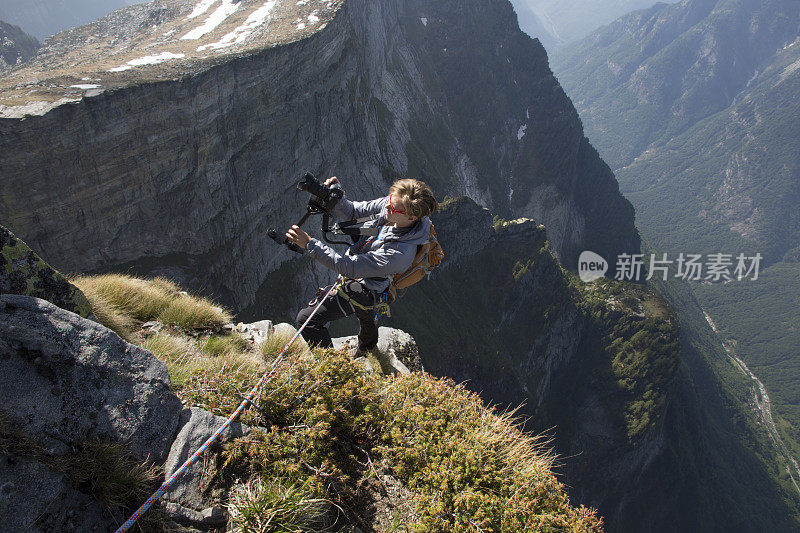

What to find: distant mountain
left=509, top=0, right=679, bottom=47
left=0, top=20, right=39, bottom=71
left=0, top=0, right=147, bottom=40
left=552, top=0, right=800, bottom=265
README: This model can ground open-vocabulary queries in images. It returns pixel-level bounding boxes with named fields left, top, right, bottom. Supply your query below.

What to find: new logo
left=579, top=251, right=607, bottom=282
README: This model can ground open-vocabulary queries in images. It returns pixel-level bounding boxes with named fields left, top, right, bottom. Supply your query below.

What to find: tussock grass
left=228, top=477, right=330, bottom=533
left=71, top=273, right=176, bottom=322
left=0, top=412, right=159, bottom=515
left=69, top=278, right=137, bottom=340
left=71, top=273, right=233, bottom=332
left=142, top=332, right=262, bottom=389
left=200, top=333, right=248, bottom=358
left=260, top=328, right=311, bottom=362
left=159, top=293, right=232, bottom=331
left=71, top=441, right=160, bottom=510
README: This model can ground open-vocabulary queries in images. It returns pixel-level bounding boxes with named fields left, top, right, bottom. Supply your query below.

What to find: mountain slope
left=511, top=0, right=681, bottom=47
left=552, top=0, right=800, bottom=172
left=0, top=20, right=39, bottom=72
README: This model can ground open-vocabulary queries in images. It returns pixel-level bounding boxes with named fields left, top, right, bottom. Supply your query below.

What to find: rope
left=115, top=279, right=342, bottom=533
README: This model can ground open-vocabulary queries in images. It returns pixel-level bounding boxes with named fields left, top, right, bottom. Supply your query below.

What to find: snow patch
left=187, top=0, right=218, bottom=19
left=297, top=0, right=310, bottom=4
left=182, top=0, right=240, bottom=40
left=421, top=17, right=427, bottom=26
left=198, top=1, right=277, bottom=51
left=297, top=22, right=307, bottom=30
left=108, top=52, right=186, bottom=72
left=517, top=124, right=527, bottom=140
left=70, top=84, right=100, bottom=89
left=308, top=11, right=320, bottom=23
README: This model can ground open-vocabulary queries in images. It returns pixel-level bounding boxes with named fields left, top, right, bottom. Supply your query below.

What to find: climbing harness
left=333, top=276, right=392, bottom=320
left=114, top=282, right=341, bottom=533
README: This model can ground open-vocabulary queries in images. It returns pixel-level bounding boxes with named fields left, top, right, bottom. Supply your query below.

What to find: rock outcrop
left=1, top=224, right=92, bottom=318
left=0, top=294, right=183, bottom=462
left=333, top=326, right=423, bottom=374
left=161, top=407, right=250, bottom=525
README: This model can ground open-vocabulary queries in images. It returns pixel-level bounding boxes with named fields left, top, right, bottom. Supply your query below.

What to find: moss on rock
left=0, top=224, right=92, bottom=318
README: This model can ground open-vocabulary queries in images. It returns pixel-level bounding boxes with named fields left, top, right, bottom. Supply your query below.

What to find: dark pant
left=295, top=279, right=378, bottom=350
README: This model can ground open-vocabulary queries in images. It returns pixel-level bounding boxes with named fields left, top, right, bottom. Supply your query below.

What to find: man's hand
left=325, top=176, right=340, bottom=188
left=286, top=225, right=311, bottom=249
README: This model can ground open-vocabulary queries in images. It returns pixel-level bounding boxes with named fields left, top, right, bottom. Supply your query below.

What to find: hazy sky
left=508, top=0, right=681, bottom=48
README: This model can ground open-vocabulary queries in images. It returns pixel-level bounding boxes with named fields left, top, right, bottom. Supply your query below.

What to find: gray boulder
left=0, top=294, right=182, bottom=463
left=235, top=319, right=273, bottom=345
left=333, top=327, right=422, bottom=375
left=162, top=407, right=250, bottom=512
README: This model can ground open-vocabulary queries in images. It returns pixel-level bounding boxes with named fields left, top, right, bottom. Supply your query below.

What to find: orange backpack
left=388, top=222, right=444, bottom=302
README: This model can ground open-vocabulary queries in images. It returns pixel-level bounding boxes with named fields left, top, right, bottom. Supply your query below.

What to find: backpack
left=387, top=222, right=444, bottom=302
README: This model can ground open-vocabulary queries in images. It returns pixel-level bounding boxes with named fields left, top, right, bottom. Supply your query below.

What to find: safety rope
left=115, top=280, right=342, bottom=533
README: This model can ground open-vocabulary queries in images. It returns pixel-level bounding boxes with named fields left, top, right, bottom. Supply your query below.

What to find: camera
left=268, top=172, right=347, bottom=254
left=297, top=172, right=343, bottom=214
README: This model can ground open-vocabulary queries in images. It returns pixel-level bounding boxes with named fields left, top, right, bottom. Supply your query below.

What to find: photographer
left=285, top=177, right=438, bottom=354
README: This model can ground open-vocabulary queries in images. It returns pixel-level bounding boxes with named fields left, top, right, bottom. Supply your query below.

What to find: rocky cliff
left=0, top=0, right=639, bottom=314
left=0, top=20, right=39, bottom=72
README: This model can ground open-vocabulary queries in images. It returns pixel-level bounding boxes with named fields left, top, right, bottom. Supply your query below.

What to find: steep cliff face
left=0, top=0, right=638, bottom=313
left=0, top=20, right=39, bottom=72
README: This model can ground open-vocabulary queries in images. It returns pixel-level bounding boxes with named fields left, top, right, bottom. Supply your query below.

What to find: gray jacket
left=306, top=195, right=431, bottom=292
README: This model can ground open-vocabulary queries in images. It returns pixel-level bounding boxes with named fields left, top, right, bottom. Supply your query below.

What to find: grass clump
left=71, top=273, right=176, bottom=322
left=201, top=332, right=248, bottom=358
left=0, top=412, right=159, bottom=518
left=260, top=328, right=312, bottom=361
left=71, top=273, right=233, bottom=333
left=142, top=331, right=262, bottom=390
left=380, top=375, right=602, bottom=532
left=159, top=293, right=232, bottom=330
left=70, top=441, right=160, bottom=510
left=228, top=477, right=331, bottom=533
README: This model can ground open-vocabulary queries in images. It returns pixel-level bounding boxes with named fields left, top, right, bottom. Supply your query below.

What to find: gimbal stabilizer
left=268, top=173, right=380, bottom=254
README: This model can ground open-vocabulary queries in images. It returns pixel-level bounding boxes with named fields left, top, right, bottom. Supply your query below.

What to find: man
left=285, top=177, right=438, bottom=353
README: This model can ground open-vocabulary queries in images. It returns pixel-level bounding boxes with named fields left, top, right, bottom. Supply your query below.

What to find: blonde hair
left=389, top=179, right=438, bottom=219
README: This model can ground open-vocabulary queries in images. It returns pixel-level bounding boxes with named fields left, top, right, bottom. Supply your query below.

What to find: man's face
left=386, top=194, right=418, bottom=228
